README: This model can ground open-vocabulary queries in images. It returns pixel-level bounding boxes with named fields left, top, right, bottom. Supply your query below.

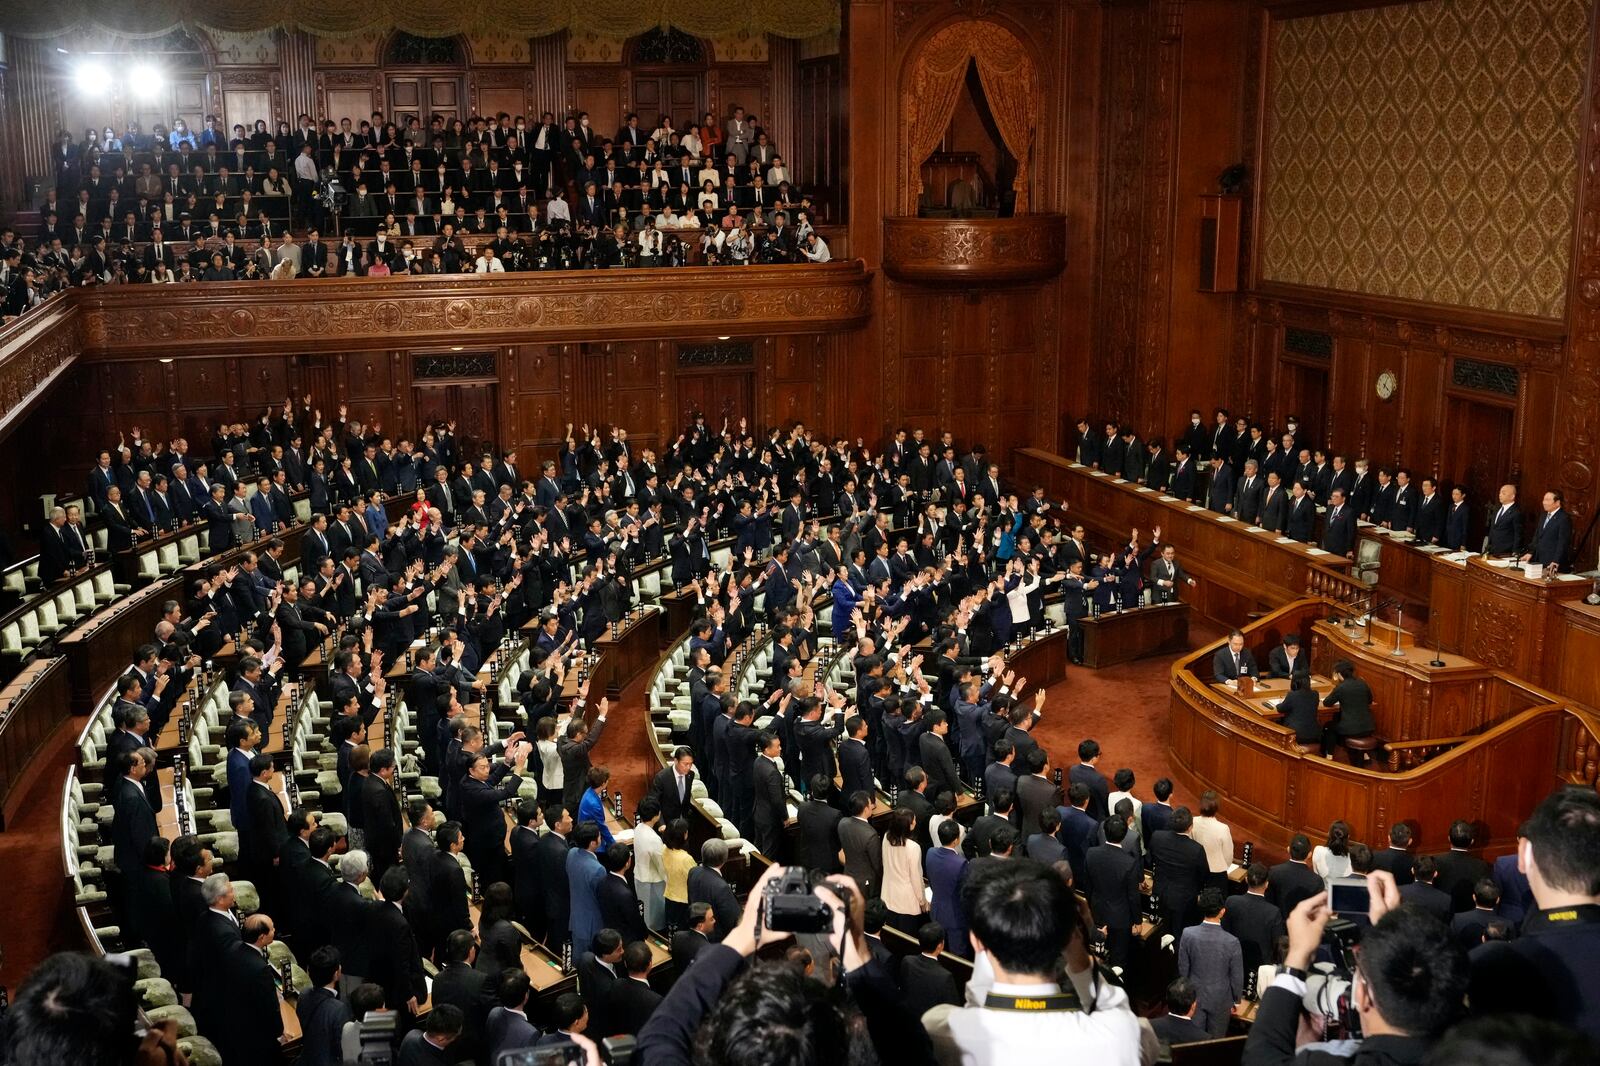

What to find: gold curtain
left=903, top=28, right=975, bottom=212
left=0, top=0, right=839, bottom=38
left=969, top=23, right=1039, bottom=213
left=905, top=20, right=1040, bottom=213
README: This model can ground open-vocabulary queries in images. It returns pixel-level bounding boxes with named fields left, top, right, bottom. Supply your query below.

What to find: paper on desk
left=1187, top=505, right=1206, bottom=512
left=1069, top=462, right=1085, bottom=468
left=1136, top=486, right=1155, bottom=493
left=1159, top=495, right=1179, bottom=502
left=1091, top=470, right=1110, bottom=477
left=1264, top=699, right=1280, bottom=709
left=1113, top=478, right=1128, bottom=484
left=1417, top=545, right=1448, bottom=554
left=1217, top=516, right=1240, bottom=524
left=1246, top=526, right=1267, bottom=533
left=1557, top=572, right=1589, bottom=582
left=1357, top=519, right=1375, bottom=528
left=1306, top=547, right=1331, bottom=556
left=1275, top=536, right=1295, bottom=544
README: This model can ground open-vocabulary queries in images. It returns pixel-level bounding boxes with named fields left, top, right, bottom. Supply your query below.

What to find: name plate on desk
left=1238, top=676, right=1255, bottom=698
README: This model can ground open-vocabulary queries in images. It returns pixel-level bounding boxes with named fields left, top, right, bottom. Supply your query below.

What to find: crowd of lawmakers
left=1073, top=409, right=1578, bottom=570
left=6, top=409, right=1599, bottom=1066
left=0, top=105, right=830, bottom=315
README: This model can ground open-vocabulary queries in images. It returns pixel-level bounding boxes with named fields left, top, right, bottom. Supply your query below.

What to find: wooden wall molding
left=73, top=264, right=872, bottom=356
left=881, top=215, right=1066, bottom=284
left=0, top=299, right=82, bottom=438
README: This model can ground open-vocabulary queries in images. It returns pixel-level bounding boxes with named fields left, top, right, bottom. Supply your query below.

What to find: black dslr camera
left=761, top=866, right=835, bottom=933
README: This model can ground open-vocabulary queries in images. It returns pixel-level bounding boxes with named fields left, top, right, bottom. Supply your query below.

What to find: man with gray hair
left=38, top=504, right=83, bottom=583
left=435, top=542, right=464, bottom=618
left=189, top=873, right=240, bottom=1039
left=686, top=838, right=740, bottom=940
left=332, top=850, right=374, bottom=997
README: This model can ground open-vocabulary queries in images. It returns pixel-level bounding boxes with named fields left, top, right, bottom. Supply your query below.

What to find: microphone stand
left=1390, top=605, right=1407, bottom=657
left=1427, top=624, right=1446, bottom=668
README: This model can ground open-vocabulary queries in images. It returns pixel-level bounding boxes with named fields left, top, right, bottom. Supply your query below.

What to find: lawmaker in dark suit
left=1485, top=489, right=1522, bottom=556
left=1206, top=460, right=1235, bottom=514
left=650, top=754, right=697, bottom=825
left=795, top=782, right=844, bottom=874
left=1257, top=478, right=1289, bottom=533
left=598, top=852, right=649, bottom=943
left=1320, top=661, right=1376, bottom=756
left=1444, top=490, right=1470, bottom=551
left=1220, top=869, right=1286, bottom=977
left=110, top=754, right=159, bottom=877
left=1432, top=825, right=1492, bottom=914
left=431, top=932, right=498, bottom=1061
left=751, top=743, right=788, bottom=858
left=1149, top=809, right=1209, bottom=939
left=1267, top=638, right=1310, bottom=682
left=1398, top=859, right=1452, bottom=920
left=899, top=930, right=963, bottom=1019
left=686, top=846, right=742, bottom=941
left=369, top=867, right=429, bottom=1014
left=1085, top=819, right=1143, bottom=970
left=1284, top=486, right=1317, bottom=543
left=1265, top=837, right=1324, bottom=918
left=219, top=920, right=285, bottom=1066
left=1370, top=824, right=1416, bottom=887
left=1211, top=631, right=1258, bottom=682
left=361, top=756, right=405, bottom=884
left=1322, top=489, right=1356, bottom=557
left=1232, top=463, right=1265, bottom=524
left=296, top=950, right=355, bottom=1066
left=1175, top=895, right=1243, bottom=1037
left=1523, top=492, right=1573, bottom=568
left=605, top=943, right=664, bottom=1037
left=1275, top=677, right=1322, bottom=745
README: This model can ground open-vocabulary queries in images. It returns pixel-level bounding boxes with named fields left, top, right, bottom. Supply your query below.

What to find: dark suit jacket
left=650, top=766, right=696, bottom=824
left=1267, top=646, right=1310, bottom=681
left=1221, top=890, right=1286, bottom=974
left=1015, top=774, right=1062, bottom=838
left=1398, top=880, right=1451, bottom=921
left=918, top=731, right=962, bottom=803
left=111, top=777, right=159, bottom=874
left=1486, top=502, right=1522, bottom=555
left=1149, top=830, right=1208, bottom=925
left=1530, top=508, right=1572, bottom=567
left=899, top=953, right=962, bottom=1019
left=795, top=800, right=844, bottom=874
left=361, top=774, right=404, bottom=874
left=1445, top=501, right=1470, bottom=551
left=1322, top=504, right=1356, bottom=556
left=751, top=756, right=787, bottom=856
left=1212, top=647, right=1259, bottom=682
left=1067, top=763, right=1111, bottom=822
left=1276, top=688, right=1322, bottom=744
left=1370, top=846, right=1416, bottom=886
left=294, top=986, right=354, bottom=1066
left=839, top=815, right=883, bottom=898
left=367, top=900, right=428, bottom=1009
left=431, top=961, right=497, bottom=1058
left=1322, top=678, right=1376, bottom=737
left=1150, top=1012, right=1211, bottom=1046
left=686, top=866, right=740, bottom=941
left=1432, top=850, right=1491, bottom=914
left=536, top=830, right=572, bottom=938
left=1085, top=841, right=1142, bottom=930
left=1266, top=860, right=1323, bottom=917
left=605, top=976, right=664, bottom=1037
left=670, top=928, right=710, bottom=973
left=598, top=872, right=648, bottom=942
left=218, top=942, right=284, bottom=1065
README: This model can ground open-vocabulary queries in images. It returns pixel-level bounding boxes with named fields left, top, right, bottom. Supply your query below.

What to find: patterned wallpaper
left=201, top=29, right=280, bottom=66
left=1260, top=0, right=1588, bottom=320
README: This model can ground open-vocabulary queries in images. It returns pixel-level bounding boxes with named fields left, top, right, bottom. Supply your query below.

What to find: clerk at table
left=1212, top=630, right=1259, bottom=683
left=1521, top=490, right=1572, bottom=570
left=1320, top=660, right=1376, bottom=756
left=1267, top=634, right=1310, bottom=681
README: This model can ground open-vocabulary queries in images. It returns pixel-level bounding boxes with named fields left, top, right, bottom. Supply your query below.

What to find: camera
left=497, top=1036, right=635, bottom=1066
left=762, top=866, right=834, bottom=933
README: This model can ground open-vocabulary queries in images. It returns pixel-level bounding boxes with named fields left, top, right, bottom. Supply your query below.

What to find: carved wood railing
left=0, top=294, right=81, bottom=437
left=1307, top=564, right=1368, bottom=609
left=1384, top=736, right=1477, bottom=773
left=1560, top=708, right=1600, bottom=788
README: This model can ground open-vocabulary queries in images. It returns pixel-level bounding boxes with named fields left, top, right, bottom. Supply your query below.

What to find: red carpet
left=1033, top=620, right=1225, bottom=806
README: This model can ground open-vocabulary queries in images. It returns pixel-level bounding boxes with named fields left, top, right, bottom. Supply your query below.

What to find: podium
left=1079, top=602, right=1191, bottom=668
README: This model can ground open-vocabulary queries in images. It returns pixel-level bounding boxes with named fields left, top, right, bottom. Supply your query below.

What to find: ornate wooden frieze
left=73, top=265, right=872, bottom=355
left=0, top=299, right=82, bottom=438
left=881, top=215, right=1066, bottom=284
left=678, top=342, right=755, bottom=367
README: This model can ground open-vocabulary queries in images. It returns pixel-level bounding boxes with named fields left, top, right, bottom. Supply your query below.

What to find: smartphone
left=1327, top=875, right=1370, bottom=918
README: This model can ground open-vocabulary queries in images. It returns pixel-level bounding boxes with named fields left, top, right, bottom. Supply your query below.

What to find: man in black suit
left=1371, top=823, right=1416, bottom=886
left=296, top=946, right=354, bottom=1066
left=110, top=750, right=159, bottom=884
left=1266, top=834, right=1323, bottom=919
left=369, top=866, right=429, bottom=1016
left=1413, top=478, right=1446, bottom=545
left=219, top=915, right=285, bottom=1066
left=670, top=902, right=715, bottom=973
left=598, top=844, right=649, bottom=943
left=1444, top=485, right=1470, bottom=550
left=1150, top=979, right=1211, bottom=1047
left=536, top=805, right=573, bottom=951
left=1232, top=460, right=1265, bottom=524
left=577, top=931, right=623, bottom=1037
left=1258, top=472, right=1289, bottom=533
left=1220, top=862, right=1286, bottom=977
left=508, top=799, right=545, bottom=935
left=458, top=747, right=527, bottom=887
left=1014, top=749, right=1061, bottom=838
left=795, top=776, right=844, bottom=874
left=1320, top=659, right=1376, bottom=758
left=650, top=747, right=697, bottom=824
left=751, top=731, right=788, bottom=858
left=362, top=749, right=405, bottom=883
left=1149, top=807, right=1209, bottom=940
left=1170, top=445, right=1199, bottom=502
left=1284, top=481, right=1317, bottom=543
left=686, top=839, right=741, bottom=941
left=917, top=711, right=963, bottom=803
left=1067, top=739, right=1111, bottom=823
left=1267, top=634, right=1310, bottom=682
left=1523, top=489, right=1573, bottom=569
left=899, top=922, right=963, bottom=1018
left=1211, top=630, right=1259, bottom=683
left=901, top=767, right=938, bottom=853
left=1432, top=820, right=1492, bottom=914
left=1398, top=855, right=1452, bottom=920
left=1450, top=881, right=1502, bottom=949
left=1086, top=816, right=1143, bottom=970
left=431, top=930, right=497, bottom=1061
left=1322, top=487, right=1357, bottom=559
left=1486, top=483, right=1522, bottom=556
left=240, top=755, right=289, bottom=914
left=605, top=941, right=664, bottom=1037
left=1206, top=457, right=1235, bottom=514
left=838, top=715, right=875, bottom=804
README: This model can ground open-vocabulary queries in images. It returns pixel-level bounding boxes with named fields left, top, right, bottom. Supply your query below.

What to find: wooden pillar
left=280, top=30, right=317, bottom=127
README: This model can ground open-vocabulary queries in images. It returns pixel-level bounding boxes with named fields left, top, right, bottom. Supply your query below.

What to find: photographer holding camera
left=1242, top=871, right=1468, bottom=1066
left=636, top=864, right=928, bottom=1066
left=923, top=860, right=1143, bottom=1066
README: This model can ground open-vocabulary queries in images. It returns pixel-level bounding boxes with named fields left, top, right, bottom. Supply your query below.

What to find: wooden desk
left=1079, top=602, right=1191, bottom=668
left=592, top=606, right=665, bottom=698
left=1002, top=624, right=1071, bottom=691
left=55, top=579, right=178, bottom=712
left=1454, top=556, right=1592, bottom=690
left=1167, top=599, right=1576, bottom=857
left=1013, top=449, right=1360, bottom=625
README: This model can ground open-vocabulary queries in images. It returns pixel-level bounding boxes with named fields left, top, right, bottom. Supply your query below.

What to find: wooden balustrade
left=1384, top=736, right=1475, bottom=773
left=1561, top=709, right=1600, bottom=788
left=1306, top=564, right=1368, bottom=608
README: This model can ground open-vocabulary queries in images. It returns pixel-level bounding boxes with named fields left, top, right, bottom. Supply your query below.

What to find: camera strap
left=982, top=989, right=1083, bottom=1012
